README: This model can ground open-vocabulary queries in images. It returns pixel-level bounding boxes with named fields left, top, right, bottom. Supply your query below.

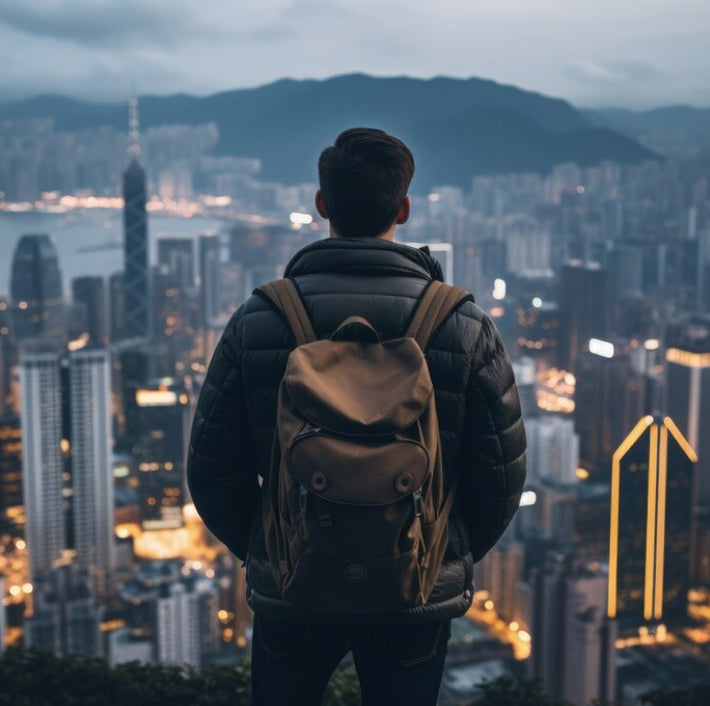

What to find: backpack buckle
left=412, top=489, right=424, bottom=517
left=315, top=496, right=333, bottom=527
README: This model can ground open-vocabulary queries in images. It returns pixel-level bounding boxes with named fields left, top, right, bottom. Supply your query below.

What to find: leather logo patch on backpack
left=343, top=564, right=368, bottom=583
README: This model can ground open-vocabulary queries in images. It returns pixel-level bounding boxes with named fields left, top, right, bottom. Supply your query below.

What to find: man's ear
left=315, top=190, right=328, bottom=219
left=395, top=196, right=411, bottom=225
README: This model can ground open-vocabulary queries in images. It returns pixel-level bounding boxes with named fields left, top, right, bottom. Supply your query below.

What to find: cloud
left=0, top=0, right=297, bottom=48
left=0, top=0, right=219, bottom=47
left=566, top=59, right=665, bottom=85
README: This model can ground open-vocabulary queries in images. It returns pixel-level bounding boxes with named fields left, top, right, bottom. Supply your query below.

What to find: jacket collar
left=284, top=237, right=444, bottom=282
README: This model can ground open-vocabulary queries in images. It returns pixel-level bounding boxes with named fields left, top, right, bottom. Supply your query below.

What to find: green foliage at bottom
left=3, top=649, right=707, bottom=706
left=641, top=685, right=710, bottom=706
left=472, top=676, right=574, bottom=706
left=0, top=648, right=362, bottom=706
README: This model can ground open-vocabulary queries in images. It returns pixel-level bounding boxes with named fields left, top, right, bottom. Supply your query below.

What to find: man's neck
left=329, top=226, right=396, bottom=241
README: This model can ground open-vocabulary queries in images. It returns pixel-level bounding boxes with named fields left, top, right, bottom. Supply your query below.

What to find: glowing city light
left=289, top=212, right=313, bottom=225
left=492, top=279, right=507, bottom=301
left=519, top=491, right=537, bottom=507
left=135, top=389, right=178, bottom=407
left=589, top=338, right=614, bottom=358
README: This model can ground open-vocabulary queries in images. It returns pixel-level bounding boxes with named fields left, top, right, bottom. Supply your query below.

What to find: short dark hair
left=318, top=127, right=415, bottom=238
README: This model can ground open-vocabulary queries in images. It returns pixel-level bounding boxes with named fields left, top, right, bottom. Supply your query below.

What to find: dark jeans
left=251, top=614, right=451, bottom=706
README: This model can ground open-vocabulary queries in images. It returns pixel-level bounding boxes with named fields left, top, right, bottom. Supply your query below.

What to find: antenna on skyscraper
left=128, top=95, right=141, bottom=159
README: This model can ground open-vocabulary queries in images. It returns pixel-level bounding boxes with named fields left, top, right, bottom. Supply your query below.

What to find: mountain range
left=0, top=74, right=660, bottom=191
left=583, top=106, right=710, bottom=143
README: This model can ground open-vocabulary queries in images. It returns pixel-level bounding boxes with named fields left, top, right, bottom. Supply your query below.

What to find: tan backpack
left=257, top=278, right=469, bottom=613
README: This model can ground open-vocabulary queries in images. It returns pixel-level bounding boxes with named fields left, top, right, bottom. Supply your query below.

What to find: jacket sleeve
left=458, top=315, right=526, bottom=562
left=186, top=305, right=259, bottom=561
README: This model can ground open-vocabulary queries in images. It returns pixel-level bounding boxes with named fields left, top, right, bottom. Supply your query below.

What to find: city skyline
left=0, top=2, right=709, bottom=108
left=1, top=91, right=710, bottom=702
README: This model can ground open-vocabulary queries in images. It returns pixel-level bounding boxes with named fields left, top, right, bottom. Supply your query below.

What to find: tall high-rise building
left=0, top=415, right=23, bottom=533
left=20, top=351, right=66, bottom=579
left=72, top=276, right=107, bottom=346
left=10, top=234, right=65, bottom=345
left=0, top=575, right=5, bottom=657
left=529, top=554, right=617, bottom=706
left=558, top=261, right=609, bottom=373
left=132, top=380, right=190, bottom=530
left=109, top=271, right=126, bottom=342
left=0, top=297, right=19, bottom=416
left=198, top=235, right=221, bottom=327
left=157, top=237, right=195, bottom=290
left=69, top=349, right=114, bottom=596
left=526, top=416, right=579, bottom=486
left=575, top=346, right=646, bottom=472
left=665, top=316, right=710, bottom=506
left=481, top=540, right=525, bottom=623
left=608, top=415, right=696, bottom=628
left=123, top=98, right=150, bottom=340
left=26, top=563, right=102, bottom=657
left=156, top=581, right=199, bottom=668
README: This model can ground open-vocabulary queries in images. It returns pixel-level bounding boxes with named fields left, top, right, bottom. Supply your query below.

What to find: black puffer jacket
left=187, top=237, right=526, bottom=624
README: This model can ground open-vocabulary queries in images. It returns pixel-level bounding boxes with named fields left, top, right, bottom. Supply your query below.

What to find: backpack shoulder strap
left=257, top=279, right=317, bottom=346
left=405, top=281, right=471, bottom=350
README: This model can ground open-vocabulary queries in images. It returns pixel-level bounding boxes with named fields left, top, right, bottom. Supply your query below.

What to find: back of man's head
left=318, top=127, right=415, bottom=238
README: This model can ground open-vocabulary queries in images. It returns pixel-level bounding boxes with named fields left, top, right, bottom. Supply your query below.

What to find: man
left=187, top=128, right=526, bottom=705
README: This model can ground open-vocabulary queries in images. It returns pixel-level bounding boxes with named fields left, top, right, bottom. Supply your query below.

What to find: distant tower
left=72, top=276, right=107, bottom=346
left=665, top=316, right=710, bottom=506
left=0, top=575, right=5, bottom=657
left=156, top=581, right=200, bottom=668
left=199, top=234, right=221, bottom=327
left=10, top=234, right=65, bottom=345
left=20, top=351, right=66, bottom=580
left=123, top=97, right=150, bottom=340
left=70, top=349, right=114, bottom=597
left=558, top=260, right=609, bottom=374
left=530, top=553, right=617, bottom=705
left=608, top=415, right=697, bottom=627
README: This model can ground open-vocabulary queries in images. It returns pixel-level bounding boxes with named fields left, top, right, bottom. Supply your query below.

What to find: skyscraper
left=20, top=351, right=66, bottom=579
left=0, top=575, right=5, bottom=657
left=132, top=379, right=189, bottom=530
left=665, top=316, right=710, bottom=506
left=530, top=553, right=617, bottom=705
left=157, top=237, right=195, bottom=290
left=26, top=563, right=102, bottom=657
left=10, top=234, right=65, bottom=345
left=558, top=260, right=609, bottom=374
left=608, top=415, right=696, bottom=627
left=526, top=416, right=579, bottom=486
left=123, top=97, right=149, bottom=340
left=198, top=234, right=221, bottom=327
left=70, top=349, right=114, bottom=596
left=156, top=581, right=199, bottom=668
left=109, top=272, right=126, bottom=342
left=575, top=345, right=646, bottom=472
left=0, top=415, right=23, bottom=533
left=72, top=276, right=107, bottom=346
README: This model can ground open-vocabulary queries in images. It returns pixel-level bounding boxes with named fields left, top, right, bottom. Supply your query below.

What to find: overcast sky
left=1, top=0, right=708, bottom=109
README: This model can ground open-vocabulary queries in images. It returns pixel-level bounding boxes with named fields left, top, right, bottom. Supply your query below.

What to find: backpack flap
left=288, top=431, right=430, bottom=506
left=284, top=336, right=433, bottom=436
